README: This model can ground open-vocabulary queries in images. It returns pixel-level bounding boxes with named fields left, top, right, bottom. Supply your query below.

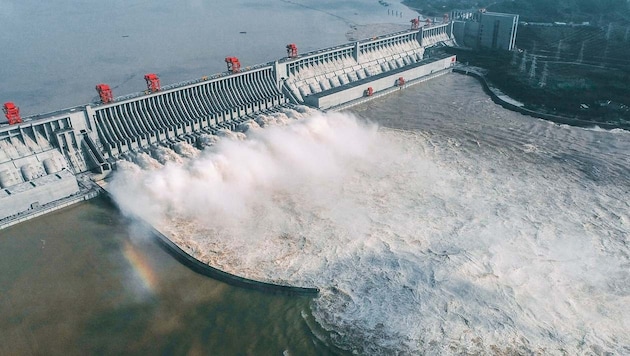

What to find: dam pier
left=0, top=22, right=461, bottom=290
left=0, top=23, right=456, bottom=225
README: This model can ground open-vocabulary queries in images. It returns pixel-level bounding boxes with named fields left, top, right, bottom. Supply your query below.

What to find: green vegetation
left=404, top=0, right=630, bottom=126
left=403, top=0, right=630, bottom=23
left=450, top=47, right=630, bottom=127
left=447, top=21, right=630, bottom=126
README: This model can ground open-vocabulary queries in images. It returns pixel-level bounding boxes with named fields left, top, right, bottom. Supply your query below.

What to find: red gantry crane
left=225, top=57, right=241, bottom=73
left=95, top=84, right=113, bottom=104
left=144, top=73, right=161, bottom=93
left=286, top=43, right=298, bottom=58
left=3, top=102, right=22, bottom=125
left=410, top=18, right=420, bottom=30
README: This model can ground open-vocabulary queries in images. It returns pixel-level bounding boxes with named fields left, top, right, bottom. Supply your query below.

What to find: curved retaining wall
left=96, top=186, right=319, bottom=296
left=453, top=67, right=621, bottom=130
left=148, top=223, right=321, bottom=296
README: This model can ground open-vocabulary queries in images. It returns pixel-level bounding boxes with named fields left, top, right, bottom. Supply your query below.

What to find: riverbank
left=443, top=28, right=630, bottom=130
left=453, top=64, right=627, bottom=130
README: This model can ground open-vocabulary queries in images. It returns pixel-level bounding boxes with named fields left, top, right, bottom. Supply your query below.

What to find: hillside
left=403, top=0, right=630, bottom=23
left=403, top=0, right=630, bottom=127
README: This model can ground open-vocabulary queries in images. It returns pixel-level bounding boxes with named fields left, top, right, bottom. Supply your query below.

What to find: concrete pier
left=0, top=26, right=456, bottom=226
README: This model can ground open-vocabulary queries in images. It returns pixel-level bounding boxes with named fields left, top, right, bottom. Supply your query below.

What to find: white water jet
left=216, top=129, right=246, bottom=141
left=132, top=152, right=162, bottom=170
left=152, top=146, right=184, bottom=165
left=198, top=134, right=221, bottom=148
left=236, top=119, right=262, bottom=133
left=109, top=110, right=630, bottom=355
left=173, top=142, right=200, bottom=158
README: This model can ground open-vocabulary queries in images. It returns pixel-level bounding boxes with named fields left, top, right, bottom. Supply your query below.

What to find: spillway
left=0, top=24, right=455, bottom=225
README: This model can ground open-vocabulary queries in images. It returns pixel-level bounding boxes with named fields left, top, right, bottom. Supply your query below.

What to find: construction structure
left=0, top=25, right=458, bottom=225
left=225, top=57, right=241, bottom=73
left=286, top=43, right=298, bottom=58
left=452, top=10, right=519, bottom=51
left=3, top=102, right=22, bottom=125
left=95, top=84, right=114, bottom=104
left=144, top=74, right=161, bottom=93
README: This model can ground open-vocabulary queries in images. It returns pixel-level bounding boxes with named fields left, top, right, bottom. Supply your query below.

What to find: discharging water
left=0, top=197, right=328, bottom=355
left=108, top=75, right=630, bottom=354
left=1, top=1, right=629, bottom=353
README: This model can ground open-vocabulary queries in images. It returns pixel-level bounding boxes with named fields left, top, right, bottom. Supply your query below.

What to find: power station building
left=452, top=10, right=519, bottom=51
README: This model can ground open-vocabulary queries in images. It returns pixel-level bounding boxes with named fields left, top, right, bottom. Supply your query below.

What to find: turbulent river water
left=107, top=74, right=630, bottom=355
left=1, top=1, right=629, bottom=353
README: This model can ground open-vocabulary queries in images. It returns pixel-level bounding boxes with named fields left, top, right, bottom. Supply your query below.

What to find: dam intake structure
left=0, top=24, right=456, bottom=291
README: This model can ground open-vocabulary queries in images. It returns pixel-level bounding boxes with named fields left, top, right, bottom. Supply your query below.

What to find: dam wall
left=279, top=26, right=454, bottom=110
left=420, top=23, right=453, bottom=47
left=280, top=30, right=426, bottom=103
left=0, top=169, right=80, bottom=220
left=91, top=65, right=285, bottom=159
left=305, top=54, right=456, bottom=110
left=0, top=26, right=455, bottom=224
left=0, top=112, right=104, bottom=219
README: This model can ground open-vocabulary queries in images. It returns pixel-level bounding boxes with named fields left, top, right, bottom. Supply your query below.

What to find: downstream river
left=2, top=75, right=629, bottom=354
left=1, top=0, right=629, bottom=355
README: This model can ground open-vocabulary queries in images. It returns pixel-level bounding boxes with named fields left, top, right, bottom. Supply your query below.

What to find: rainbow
left=122, top=241, right=159, bottom=293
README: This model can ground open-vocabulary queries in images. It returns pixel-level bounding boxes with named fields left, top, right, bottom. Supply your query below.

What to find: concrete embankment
left=97, top=183, right=319, bottom=296
left=0, top=188, right=99, bottom=230
left=330, top=67, right=453, bottom=112
left=148, top=223, right=321, bottom=296
left=453, top=66, right=620, bottom=130
left=0, top=173, right=103, bottom=230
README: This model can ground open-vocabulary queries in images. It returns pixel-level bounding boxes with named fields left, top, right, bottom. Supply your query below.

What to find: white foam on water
left=108, top=111, right=630, bottom=355
left=173, top=142, right=200, bottom=159
left=197, top=134, right=221, bottom=149
left=215, top=129, right=247, bottom=141
left=584, top=125, right=630, bottom=135
left=132, top=152, right=162, bottom=170
left=152, top=146, right=184, bottom=165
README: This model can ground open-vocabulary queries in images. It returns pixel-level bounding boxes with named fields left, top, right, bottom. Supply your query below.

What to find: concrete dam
left=0, top=23, right=454, bottom=226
